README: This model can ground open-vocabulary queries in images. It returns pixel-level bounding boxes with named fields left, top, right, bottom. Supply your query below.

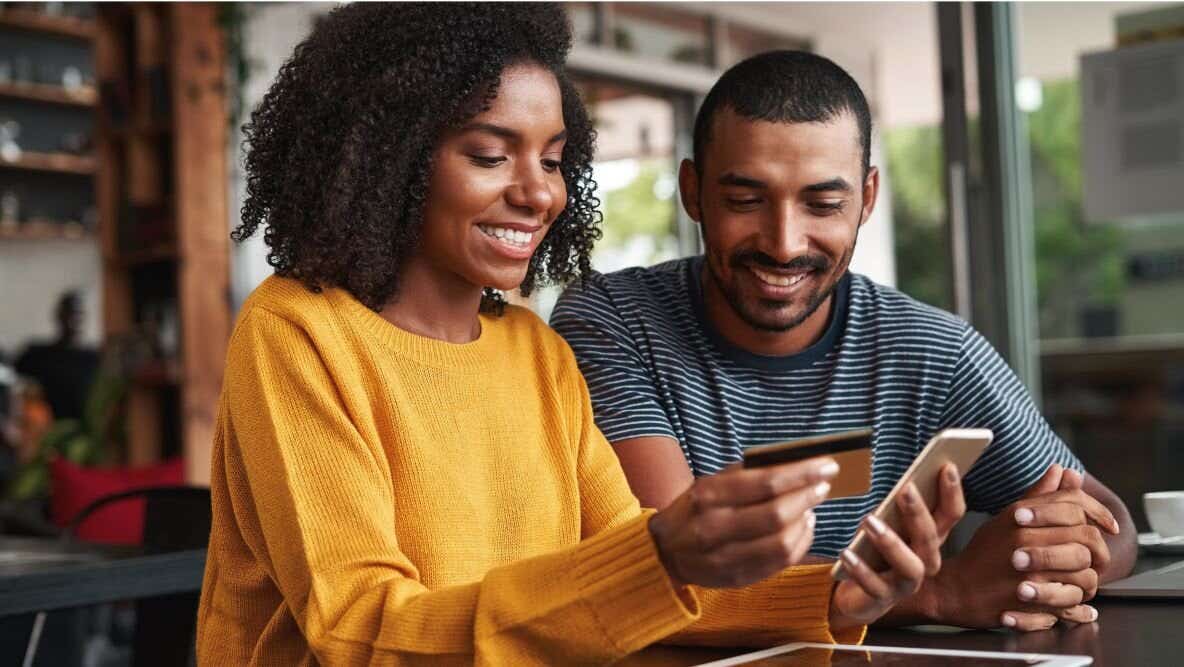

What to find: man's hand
left=649, top=458, right=837, bottom=589
left=829, top=464, right=965, bottom=630
left=932, top=464, right=1118, bottom=631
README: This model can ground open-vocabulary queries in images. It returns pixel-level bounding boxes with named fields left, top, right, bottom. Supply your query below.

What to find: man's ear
left=678, top=158, right=702, bottom=223
left=860, top=166, right=880, bottom=227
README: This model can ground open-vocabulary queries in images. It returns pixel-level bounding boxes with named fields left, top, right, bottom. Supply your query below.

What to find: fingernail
left=841, top=549, right=861, bottom=568
left=1002, top=614, right=1017, bottom=628
left=806, top=510, right=816, bottom=529
left=1112, top=519, right=1121, bottom=534
left=1015, top=507, right=1035, bottom=525
left=902, top=485, right=917, bottom=506
left=818, top=460, right=839, bottom=479
left=1086, top=605, right=1098, bottom=622
left=814, top=482, right=831, bottom=500
left=1012, top=549, right=1031, bottom=570
left=945, top=467, right=959, bottom=484
left=867, top=514, right=888, bottom=536
left=1019, top=582, right=1037, bottom=601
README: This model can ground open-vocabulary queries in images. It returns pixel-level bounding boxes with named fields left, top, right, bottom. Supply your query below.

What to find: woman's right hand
left=648, top=457, right=839, bottom=589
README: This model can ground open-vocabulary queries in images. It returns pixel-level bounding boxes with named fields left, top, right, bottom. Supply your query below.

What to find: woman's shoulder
left=232, top=275, right=342, bottom=344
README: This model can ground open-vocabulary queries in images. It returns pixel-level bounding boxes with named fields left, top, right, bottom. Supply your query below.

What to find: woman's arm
left=211, top=308, right=697, bottom=665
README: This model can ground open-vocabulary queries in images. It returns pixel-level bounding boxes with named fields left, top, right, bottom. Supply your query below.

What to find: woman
left=196, top=4, right=956, bottom=665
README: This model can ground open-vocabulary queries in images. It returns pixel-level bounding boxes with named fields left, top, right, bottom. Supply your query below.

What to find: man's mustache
left=730, top=251, right=831, bottom=272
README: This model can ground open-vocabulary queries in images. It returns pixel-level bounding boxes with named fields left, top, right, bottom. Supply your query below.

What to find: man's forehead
left=703, top=107, right=862, bottom=178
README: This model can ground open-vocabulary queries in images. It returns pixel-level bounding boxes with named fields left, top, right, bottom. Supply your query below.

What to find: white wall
left=230, top=2, right=336, bottom=310
left=0, top=240, right=101, bottom=355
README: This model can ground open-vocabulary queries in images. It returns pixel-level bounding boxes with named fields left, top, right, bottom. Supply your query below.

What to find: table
left=622, top=556, right=1184, bottom=666
left=0, top=537, right=206, bottom=617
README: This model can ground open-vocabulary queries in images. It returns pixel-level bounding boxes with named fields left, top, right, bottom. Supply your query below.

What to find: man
left=551, top=51, right=1136, bottom=632
left=15, top=291, right=100, bottom=422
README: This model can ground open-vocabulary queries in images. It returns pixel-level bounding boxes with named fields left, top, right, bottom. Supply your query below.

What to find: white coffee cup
left=1144, top=491, right=1184, bottom=537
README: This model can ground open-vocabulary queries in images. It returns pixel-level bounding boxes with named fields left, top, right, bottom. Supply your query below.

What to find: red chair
left=48, top=457, right=185, bottom=545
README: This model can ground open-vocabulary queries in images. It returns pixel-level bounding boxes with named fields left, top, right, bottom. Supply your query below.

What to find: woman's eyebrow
left=460, top=123, right=567, bottom=146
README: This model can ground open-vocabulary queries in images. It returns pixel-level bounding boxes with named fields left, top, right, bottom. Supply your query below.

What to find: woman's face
left=419, top=63, right=568, bottom=293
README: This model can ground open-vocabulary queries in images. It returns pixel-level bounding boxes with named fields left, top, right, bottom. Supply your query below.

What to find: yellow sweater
left=196, top=276, right=861, bottom=666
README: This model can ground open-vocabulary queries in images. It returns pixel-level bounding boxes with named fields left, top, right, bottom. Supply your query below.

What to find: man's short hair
left=692, top=50, right=873, bottom=177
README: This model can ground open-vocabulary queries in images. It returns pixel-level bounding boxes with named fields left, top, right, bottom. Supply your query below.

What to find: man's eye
left=810, top=201, right=845, bottom=214
left=469, top=156, right=507, bottom=167
left=727, top=198, right=761, bottom=208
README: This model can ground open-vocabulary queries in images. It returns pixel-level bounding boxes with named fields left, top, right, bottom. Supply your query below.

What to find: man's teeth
left=751, top=267, right=809, bottom=287
left=478, top=225, right=532, bottom=247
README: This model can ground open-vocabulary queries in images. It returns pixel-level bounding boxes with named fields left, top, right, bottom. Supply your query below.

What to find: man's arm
left=613, top=436, right=693, bottom=509
left=1082, top=472, right=1136, bottom=582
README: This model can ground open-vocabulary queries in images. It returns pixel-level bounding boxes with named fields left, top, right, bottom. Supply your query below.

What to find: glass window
left=1016, top=2, right=1184, bottom=529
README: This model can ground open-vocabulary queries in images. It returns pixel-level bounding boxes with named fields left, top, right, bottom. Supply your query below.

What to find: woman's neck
left=378, top=259, right=484, bottom=343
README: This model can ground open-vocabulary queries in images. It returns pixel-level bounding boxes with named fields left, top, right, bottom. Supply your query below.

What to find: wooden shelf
left=0, top=224, right=92, bottom=241
left=0, top=10, right=97, bottom=40
left=0, top=81, right=97, bottom=107
left=0, top=151, right=96, bottom=176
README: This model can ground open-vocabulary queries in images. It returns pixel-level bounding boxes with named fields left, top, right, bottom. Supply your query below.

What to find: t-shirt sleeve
left=940, top=325, right=1083, bottom=514
left=550, top=275, right=677, bottom=443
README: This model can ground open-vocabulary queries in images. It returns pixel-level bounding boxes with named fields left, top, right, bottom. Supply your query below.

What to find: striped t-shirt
left=551, top=256, right=1082, bottom=558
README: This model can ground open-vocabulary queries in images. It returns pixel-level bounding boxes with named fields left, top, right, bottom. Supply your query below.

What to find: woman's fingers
left=895, top=482, right=943, bottom=576
left=862, top=515, right=926, bottom=591
left=692, top=458, right=838, bottom=509
left=931, top=463, right=966, bottom=537
left=706, top=512, right=816, bottom=587
left=694, top=482, right=828, bottom=548
left=839, top=548, right=894, bottom=601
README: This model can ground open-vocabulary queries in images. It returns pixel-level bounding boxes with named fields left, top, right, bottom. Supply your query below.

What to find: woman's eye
left=541, top=159, right=561, bottom=173
left=469, top=155, right=506, bottom=168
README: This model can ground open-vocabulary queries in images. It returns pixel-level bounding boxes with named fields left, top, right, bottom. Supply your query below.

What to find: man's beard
left=706, top=247, right=850, bottom=333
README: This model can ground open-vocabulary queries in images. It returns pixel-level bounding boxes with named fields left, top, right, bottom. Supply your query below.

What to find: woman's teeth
left=478, top=225, right=532, bottom=247
left=751, top=267, right=809, bottom=287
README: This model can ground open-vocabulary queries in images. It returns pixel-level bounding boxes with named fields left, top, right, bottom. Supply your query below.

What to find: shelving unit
left=94, top=3, right=230, bottom=483
left=0, top=8, right=96, bottom=40
left=0, top=150, right=97, bottom=175
left=0, top=81, right=98, bottom=107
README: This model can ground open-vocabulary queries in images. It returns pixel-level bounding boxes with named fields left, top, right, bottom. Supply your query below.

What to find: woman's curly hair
left=233, top=2, right=601, bottom=313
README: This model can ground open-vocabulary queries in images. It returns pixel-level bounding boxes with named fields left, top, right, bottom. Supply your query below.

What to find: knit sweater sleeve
left=219, top=307, right=698, bottom=665
left=560, top=344, right=867, bottom=648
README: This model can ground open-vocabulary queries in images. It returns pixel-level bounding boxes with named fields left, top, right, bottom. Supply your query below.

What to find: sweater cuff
left=573, top=511, right=700, bottom=655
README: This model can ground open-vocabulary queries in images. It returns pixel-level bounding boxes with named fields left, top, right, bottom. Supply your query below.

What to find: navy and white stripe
left=551, top=256, right=1082, bottom=558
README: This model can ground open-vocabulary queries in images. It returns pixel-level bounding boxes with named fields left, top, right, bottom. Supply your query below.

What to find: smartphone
left=742, top=428, right=873, bottom=500
left=831, top=428, right=993, bottom=580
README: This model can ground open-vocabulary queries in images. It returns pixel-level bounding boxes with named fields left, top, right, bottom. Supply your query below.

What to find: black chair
left=23, top=485, right=211, bottom=667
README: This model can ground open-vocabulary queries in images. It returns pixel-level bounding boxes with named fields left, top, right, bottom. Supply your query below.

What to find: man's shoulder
left=554, top=257, right=694, bottom=321
left=846, top=274, right=968, bottom=344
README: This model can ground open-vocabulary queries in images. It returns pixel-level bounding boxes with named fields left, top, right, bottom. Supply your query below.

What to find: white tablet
left=694, top=643, right=1092, bottom=667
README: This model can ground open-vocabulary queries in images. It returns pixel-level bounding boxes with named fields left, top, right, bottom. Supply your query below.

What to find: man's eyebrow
left=803, top=178, right=853, bottom=193
left=718, top=172, right=766, bottom=188
left=460, top=123, right=567, bottom=145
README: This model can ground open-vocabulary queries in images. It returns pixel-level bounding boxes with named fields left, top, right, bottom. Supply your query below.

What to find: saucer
left=1138, top=531, right=1184, bottom=555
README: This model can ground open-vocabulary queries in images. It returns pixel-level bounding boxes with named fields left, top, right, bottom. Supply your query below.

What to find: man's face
left=680, top=108, right=878, bottom=333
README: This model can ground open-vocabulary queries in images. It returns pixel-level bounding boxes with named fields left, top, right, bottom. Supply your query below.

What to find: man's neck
left=700, top=262, right=835, bottom=358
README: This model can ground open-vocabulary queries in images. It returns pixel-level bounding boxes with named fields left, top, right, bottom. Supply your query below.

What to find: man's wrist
left=874, top=573, right=948, bottom=626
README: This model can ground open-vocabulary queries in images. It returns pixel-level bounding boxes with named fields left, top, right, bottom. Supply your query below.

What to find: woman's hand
left=829, top=463, right=966, bottom=630
left=649, top=458, right=839, bottom=588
